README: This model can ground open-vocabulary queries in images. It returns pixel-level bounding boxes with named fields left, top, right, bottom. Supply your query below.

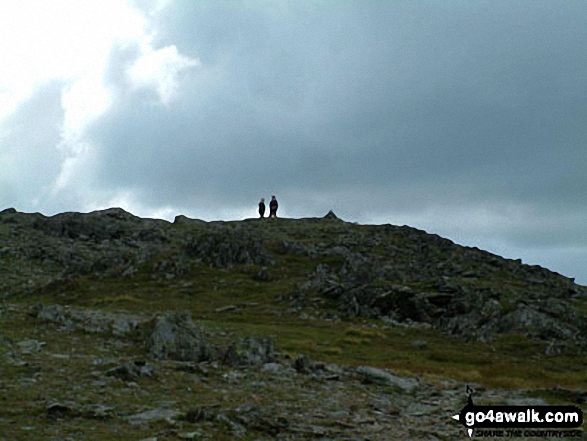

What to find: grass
left=15, top=250, right=587, bottom=392
left=2, top=216, right=586, bottom=438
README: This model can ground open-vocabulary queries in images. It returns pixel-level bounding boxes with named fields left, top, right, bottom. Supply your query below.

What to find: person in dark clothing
left=269, top=195, right=278, bottom=218
left=258, top=198, right=266, bottom=218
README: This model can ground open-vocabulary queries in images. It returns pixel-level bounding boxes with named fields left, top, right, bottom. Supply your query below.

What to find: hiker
left=269, top=195, right=278, bottom=218
left=258, top=198, right=266, bottom=218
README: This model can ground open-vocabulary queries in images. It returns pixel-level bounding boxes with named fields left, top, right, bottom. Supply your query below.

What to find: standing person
left=269, top=195, right=278, bottom=218
left=258, top=198, right=266, bottom=218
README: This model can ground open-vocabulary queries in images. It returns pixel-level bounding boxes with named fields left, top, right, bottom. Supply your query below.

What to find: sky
left=1, top=0, right=586, bottom=284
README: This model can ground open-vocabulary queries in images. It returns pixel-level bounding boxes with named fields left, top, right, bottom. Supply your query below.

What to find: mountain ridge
left=2, top=206, right=585, bottom=350
left=1, top=207, right=586, bottom=439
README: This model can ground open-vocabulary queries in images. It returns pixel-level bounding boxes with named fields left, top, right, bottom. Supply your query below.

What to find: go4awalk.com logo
left=451, top=386, right=584, bottom=438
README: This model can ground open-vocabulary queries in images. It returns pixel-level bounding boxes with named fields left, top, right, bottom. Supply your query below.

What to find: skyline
left=1, top=1, right=586, bottom=284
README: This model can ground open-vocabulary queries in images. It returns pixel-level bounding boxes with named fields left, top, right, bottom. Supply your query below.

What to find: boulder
left=222, top=337, right=275, bottom=366
left=149, top=312, right=214, bottom=362
left=356, top=366, right=418, bottom=393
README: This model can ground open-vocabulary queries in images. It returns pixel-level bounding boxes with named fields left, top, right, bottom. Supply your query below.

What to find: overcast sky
left=1, top=0, right=586, bottom=284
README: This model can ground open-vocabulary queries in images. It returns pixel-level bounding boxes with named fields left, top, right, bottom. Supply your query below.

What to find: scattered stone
left=3, top=209, right=587, bottom=440
left=105, top=361, right=155, bottom=381
left=504, top=397, right=547, bottom=406
left=178, top=432, right=201, bottom=440
left=293, top=355, right=313, bottom=374
left=215, top=305, right=238, bottom=313
left=183, top=406, right=217, bottom=423
left=253, top=266, right=269, bottom=281
left=36, top=304, right=69, bottom=325
left=261, top=362, right=287, bottom=374
left=9, top=358, right=29, bottom=367
left=222, top=337, right=274, bottom=366
left=411, top=340, right=427, bottom=349
left=185, top=229, right=269, bottom=268
left=223, top=370, right=247, bottom=384
left=17, top=339, right=45, bottom=354
left=127, top=408, right=181, bottom=425
left=45, top=402, right=114, bottom=420
left=46, top=402, right=77, bottom=418
left=34, top=303, right=146, bottom=336
left=173, top=361, right=210, bottom=376
left=356, top=366, right=418, bottom=393
left=122, top=265, right=138, bottom=277
left=215, top=412, right=247, bottom=437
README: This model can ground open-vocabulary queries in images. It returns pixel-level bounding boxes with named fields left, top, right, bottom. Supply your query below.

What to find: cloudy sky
left=1, top=0, right=586, bottom=283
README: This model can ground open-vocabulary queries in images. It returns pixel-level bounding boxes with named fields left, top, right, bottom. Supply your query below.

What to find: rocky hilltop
left=1, top=207, right=586, bottom=440
left=1, top=207, right=585, bottom=350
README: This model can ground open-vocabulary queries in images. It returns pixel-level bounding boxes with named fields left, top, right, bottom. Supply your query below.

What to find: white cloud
left=0, top=1, right=148, bottom=200
left=0, top=1, right=145, bottom=100
left=60, top=76, right=112, bottom=145
left=0, top=0, right=198, bottom=204
left=126, top=43, right=200, bottom=105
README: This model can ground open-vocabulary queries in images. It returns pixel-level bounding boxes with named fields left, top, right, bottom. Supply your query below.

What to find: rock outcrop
left=1, top=207, right=586, bottom=440
left=1, top=208, right=586, bottom=351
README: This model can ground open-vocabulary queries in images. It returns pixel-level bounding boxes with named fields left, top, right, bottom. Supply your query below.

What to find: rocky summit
left=0, top=207, right=586, bottom=440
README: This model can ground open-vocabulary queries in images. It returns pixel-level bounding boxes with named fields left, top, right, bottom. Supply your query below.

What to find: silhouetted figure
left=258, top=198, right=266, bottom=218
left=269, top=195, right=278, bottom=218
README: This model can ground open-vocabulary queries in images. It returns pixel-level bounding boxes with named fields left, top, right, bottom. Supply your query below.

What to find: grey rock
left=223, top=337, right=274, bottom=366
left=111, top=316, right=141, bottom=336
left=149, top=312, right=214, bottom=362
left=9, top=358, right=29, bottom=367
left=173, top=214, right=207, bottom=225
left=411, top=340, right=428, bottom=349
left=128, top=408, right=181, bottom=425
left=215, top=305, right=238, bottom=313
left=216, top=412, right=247, bottom=437
left=504, top=397, right=547, bottom=406
left=223, top=370, right=247, bottom=383
left=178, top=432, right=202, bottom=440
left=185, top=229, right=269, bottom=268
left=253, top=266, right=269, bottom=281
left=35, top=303, right=146, bottom=336
left=105, top=361, right=154, bottom=380
left=261, top=362, right=288, bottom=374
left=46, top=402, right=115, bottom=420
left=356, top=366, right=418, bottom=393
left=4, top=206, right=587, bottom=358
left=293, top=355, right=313, bottom=374
left=122, top=265, right=138, bottom=277
left=17, top=339, right=45, bottom=354
left=37, top=304, right=69, bottom=324
left=46, top=402, right=78, bottom=418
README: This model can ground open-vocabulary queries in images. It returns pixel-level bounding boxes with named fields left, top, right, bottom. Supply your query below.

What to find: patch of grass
left=320, top=346, right=343, bottom=355
left=92, top=294, right=140, bottom=306
left=344, top=327, right=387, bottom=339
left=340, top=337, right=371, bottom=345
left=14, top=223, right=587, bottom=395
left=571, top=297, right=587, bottom=316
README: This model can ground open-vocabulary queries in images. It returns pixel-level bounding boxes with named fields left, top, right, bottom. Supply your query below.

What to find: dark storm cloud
left=95, top=1, right=587, bottom=197
left=84, top=1, right=587, bottom=280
